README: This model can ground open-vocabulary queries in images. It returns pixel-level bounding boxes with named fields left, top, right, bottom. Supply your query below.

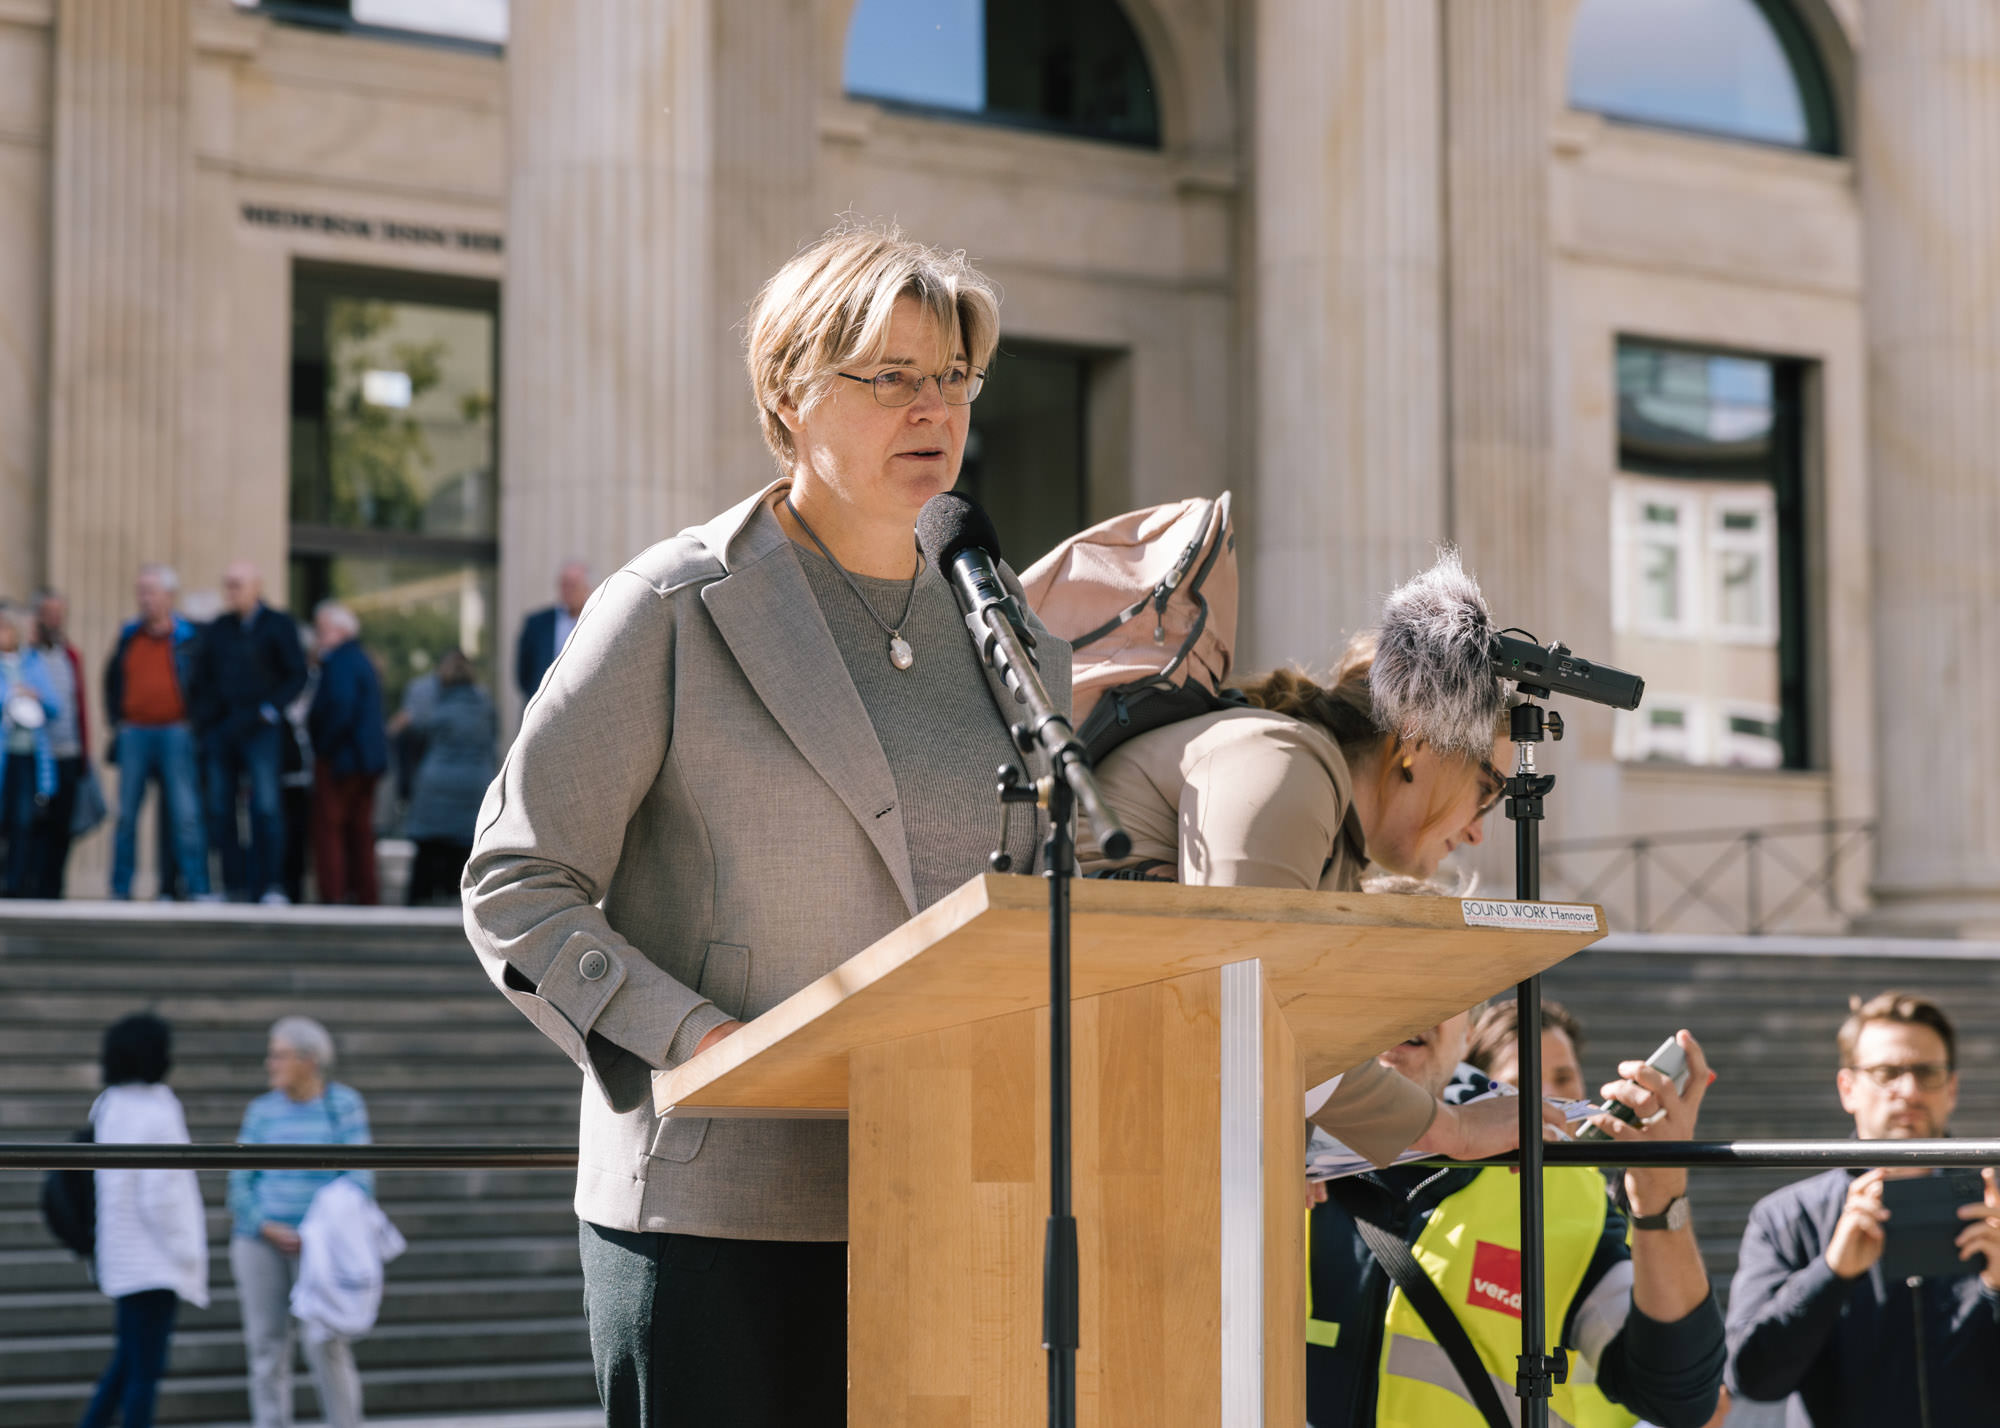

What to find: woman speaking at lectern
left=461, top=224, right=1067, bottom=1426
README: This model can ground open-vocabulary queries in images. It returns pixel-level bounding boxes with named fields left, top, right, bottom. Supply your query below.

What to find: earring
left=1399, top=756, right=1415, bottom=784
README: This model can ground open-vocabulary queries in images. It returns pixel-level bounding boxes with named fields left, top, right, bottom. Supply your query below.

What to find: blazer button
left=578, top=949, right=610, bottom=982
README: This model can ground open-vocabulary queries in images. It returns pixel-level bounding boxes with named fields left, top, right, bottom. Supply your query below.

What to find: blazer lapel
left=701, top=545, right=919, bottom=915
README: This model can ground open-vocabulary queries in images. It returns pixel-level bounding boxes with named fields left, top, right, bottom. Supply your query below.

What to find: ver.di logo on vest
left=1467, top=1240, right=1523, bottom=1319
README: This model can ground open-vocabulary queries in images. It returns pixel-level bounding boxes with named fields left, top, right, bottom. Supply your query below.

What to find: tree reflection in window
left=845, top=0, right=1161, bottom=148
left=1567, top=0, right=1839, bottom=154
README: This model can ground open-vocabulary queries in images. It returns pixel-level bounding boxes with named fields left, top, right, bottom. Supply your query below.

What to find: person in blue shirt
left=227, top=1015, right=372, bottom=1428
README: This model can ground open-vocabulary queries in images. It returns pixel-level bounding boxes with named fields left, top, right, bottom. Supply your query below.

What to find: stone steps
left=0, top=907, right=597, bottom=1422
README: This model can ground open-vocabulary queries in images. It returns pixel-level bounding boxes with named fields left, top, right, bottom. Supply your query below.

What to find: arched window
left=1567, top=0, right=1839, bottom=154
left=844, top=0, right=1161, bottom=149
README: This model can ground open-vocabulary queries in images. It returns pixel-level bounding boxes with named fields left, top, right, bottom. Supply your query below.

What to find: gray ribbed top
left=795, top=543, right=1039, bottom=909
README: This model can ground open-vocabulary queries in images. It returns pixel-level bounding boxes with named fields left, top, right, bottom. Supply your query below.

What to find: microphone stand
left=965, top=590, right=1128, bottom=1428
left=1505, top=697, right=1563, bottom=1428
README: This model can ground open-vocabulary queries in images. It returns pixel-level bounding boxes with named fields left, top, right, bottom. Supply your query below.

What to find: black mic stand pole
left=1505, top=696, right=1564, bottom=1428
left=971, top=601, right=1127, bottom=1428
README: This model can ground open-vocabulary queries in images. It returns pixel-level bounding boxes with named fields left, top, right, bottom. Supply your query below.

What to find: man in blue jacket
left=305, top=602, right=387, bottom=905
left=1725, top=991, right=2000, bottom=1426
left=514, top=560, right=592, bottom=704
left=194, top=562, right=307, bottom=904
left=102, top=564, right=211, bottom=900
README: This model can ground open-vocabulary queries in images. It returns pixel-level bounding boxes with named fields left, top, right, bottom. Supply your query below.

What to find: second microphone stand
left=1505, top=697, right=1565, bottom=1428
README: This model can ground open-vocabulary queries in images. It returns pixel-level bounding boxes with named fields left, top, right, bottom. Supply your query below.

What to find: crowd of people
left=0, top=558, right=527, bottom=906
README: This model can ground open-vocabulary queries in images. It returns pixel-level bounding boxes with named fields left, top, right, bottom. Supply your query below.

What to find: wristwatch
left=1630, top=1195, right=1691, bottom=1232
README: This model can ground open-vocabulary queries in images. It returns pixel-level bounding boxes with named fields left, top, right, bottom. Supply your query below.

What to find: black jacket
left=193, top=605, right=307, bottom=739
left=1308, top=1165, right=1725, bottom=1428
left=1726, top=1168, right=2000, bottom=1426
left=515, top=605, right=559, bottom=700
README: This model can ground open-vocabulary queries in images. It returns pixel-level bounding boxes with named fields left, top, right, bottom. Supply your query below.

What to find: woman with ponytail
left=1084, top=551, right=1544, bottom=1166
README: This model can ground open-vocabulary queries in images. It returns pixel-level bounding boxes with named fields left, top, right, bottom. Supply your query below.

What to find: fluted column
left=44, top=0, right=191, bottom=724
left=1247, top=0, right=1445, bottom=671
left=1440, top=0, right=1550, bottom=631
left=502, top=1, right=820, bottom=708
left=501, top=1, right=717, bottom=697
left=1861, top=0, right=2000, bottom=932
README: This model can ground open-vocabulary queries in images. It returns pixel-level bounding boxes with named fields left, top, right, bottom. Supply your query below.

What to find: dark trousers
left=1, top=752, right=37, bottom=896
left=78, top=1287, right=178, bottom=1428
left=577, top=1221, right=846, bottom=1428
left=32, top=755, right=81, bottom=897
left=204, top=722, right=282, bottom=898
left=311, top=767, right=378, bottom=905
left=405, top=838, right=471, bottom=906
left=0, top=753, right=77, bottom=896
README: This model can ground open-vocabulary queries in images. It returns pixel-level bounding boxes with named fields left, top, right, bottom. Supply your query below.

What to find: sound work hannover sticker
left=1459, top=899, right=1600, bottom=933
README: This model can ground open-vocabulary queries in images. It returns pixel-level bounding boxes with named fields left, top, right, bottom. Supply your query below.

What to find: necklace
left=784, top=496, right=923, bottom=671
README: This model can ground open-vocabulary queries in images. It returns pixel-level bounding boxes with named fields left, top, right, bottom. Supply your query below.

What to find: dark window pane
left=845, top=0, right=1160, bottom=148
left=1612, top=340, right=1809, bottom=770
left=1567, top=0, right=1837, bottom=153
left=1617, top=342, right=1774, bottom=475
left=956, top=343, right=1091, bottom=571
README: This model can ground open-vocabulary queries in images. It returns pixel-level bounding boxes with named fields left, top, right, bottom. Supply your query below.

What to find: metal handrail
left=4, top=1139, right=1997, bottom=1172
left=1541, top=818, right=1876, bottom=935
left=0, top=1144, right=576, bottom=1170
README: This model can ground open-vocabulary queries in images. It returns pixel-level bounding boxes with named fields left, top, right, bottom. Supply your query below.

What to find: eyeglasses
left=1849, top=1062, right=1953, bottom=1091
left=837, top=366, right=985, bottom=408
left=1475, top=761, right=1506, bottom=820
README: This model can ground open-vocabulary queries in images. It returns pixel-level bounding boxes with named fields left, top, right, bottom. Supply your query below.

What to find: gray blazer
left=462, top=482, right=1067, bottom=1239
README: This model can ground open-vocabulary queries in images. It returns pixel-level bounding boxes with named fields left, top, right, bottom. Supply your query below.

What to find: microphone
left=917, top=493, right=1132, bottom=862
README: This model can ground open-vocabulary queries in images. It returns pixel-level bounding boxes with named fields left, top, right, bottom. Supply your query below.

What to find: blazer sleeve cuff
left=1308, top=1056, right=1438, bottom=1167
left=665, top=1002, right=735, bottom=1068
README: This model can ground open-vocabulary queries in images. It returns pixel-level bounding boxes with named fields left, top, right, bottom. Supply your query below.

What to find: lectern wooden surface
left=847, top=964, right=1305, bottom=1428
left=656, top=874, right=1603, bottom=1116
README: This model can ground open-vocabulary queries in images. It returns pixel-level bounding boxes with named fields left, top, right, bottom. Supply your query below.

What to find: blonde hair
left=1235, top=633, right=1502, bottom=847
left=744, top=220, right=1001, bottom=472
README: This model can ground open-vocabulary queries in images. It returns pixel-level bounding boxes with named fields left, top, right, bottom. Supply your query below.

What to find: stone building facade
left=0, top=0, right=1990, bottom=933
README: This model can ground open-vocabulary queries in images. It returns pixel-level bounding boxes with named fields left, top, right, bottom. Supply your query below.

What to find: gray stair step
left=0, top=1317, right=592, bottom=1384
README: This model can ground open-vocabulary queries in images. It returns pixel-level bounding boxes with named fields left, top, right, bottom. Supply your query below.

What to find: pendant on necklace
left=888, top=634, right=915, bottom=671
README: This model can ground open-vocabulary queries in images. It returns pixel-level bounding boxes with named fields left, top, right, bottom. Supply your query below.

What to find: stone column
left=1861, top=0, right=2000, bottom=933
left=1440, top=0, right=1551, bottom=632
left=501, top=0, right=716, bottom=706
left=501, top=1, right=820, bottom=711
left=44, top=0, right=192, bottom=726
left=1247, top=0, right=1445, bottom=672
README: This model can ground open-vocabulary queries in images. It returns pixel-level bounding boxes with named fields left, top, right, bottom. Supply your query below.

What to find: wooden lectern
left=656, top=875, right=1602, bottom=1427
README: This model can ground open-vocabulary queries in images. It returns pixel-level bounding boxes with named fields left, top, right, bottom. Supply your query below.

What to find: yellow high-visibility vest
left=1312, top=1167, right=1639, bottom=1428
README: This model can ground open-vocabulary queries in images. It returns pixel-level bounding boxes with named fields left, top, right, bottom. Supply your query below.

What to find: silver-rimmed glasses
left=837, top=365, right=986, bottom=408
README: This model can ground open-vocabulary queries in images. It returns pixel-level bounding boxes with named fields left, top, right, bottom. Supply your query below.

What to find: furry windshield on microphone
left=1369, top=548, right=1510, bottom=761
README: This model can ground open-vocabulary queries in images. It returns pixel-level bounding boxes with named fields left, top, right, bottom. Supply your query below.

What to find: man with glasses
left=1726, top=991, right=2000, bottom=1425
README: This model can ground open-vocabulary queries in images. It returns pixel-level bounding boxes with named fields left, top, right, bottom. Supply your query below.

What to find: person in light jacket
left=462, top=222, right=1066, bottom=1426
left=82, top=1012, right=209, bottom=1428
left=227, top=1016, right=372, bottom=1428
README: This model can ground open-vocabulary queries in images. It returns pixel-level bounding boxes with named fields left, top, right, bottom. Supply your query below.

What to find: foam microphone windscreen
left=917, top=491, right=1004, bottom=573
left=1371, top=547, right=1510, bottom=761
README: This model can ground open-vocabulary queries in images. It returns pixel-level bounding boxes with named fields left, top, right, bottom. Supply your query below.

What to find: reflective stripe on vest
left=1374, top=1167, right=1638, bottom=1428
left=1382, top=1333, right=1578, bottom=1428
left=1305, top=1204, right=1341, bottom=1347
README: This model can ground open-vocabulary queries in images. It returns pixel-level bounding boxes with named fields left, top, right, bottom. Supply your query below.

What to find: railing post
left=1745, top=829, right=1763, bottom=935
left=1633, top=840, right=1650, bottom=932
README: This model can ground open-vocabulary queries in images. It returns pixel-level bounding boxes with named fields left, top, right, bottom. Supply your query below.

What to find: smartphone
left=1576, top=1035, right=1690, bottom=1142
left=1880, top=1170, right=1988, bottom=1281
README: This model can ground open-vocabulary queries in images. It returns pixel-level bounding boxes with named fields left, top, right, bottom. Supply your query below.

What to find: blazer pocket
left=647, top=942, right=754, bottom=1165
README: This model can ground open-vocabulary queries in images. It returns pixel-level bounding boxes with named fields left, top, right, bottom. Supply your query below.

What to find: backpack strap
left=1346, top=1206, right=1516, bottom=1428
